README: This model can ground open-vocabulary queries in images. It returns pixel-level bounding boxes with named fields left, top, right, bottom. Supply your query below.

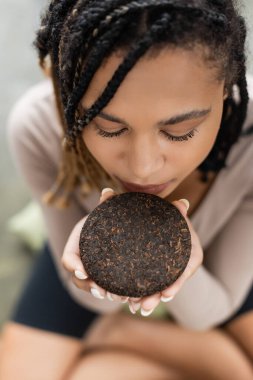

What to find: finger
left=161, top=248, right=202, bottom=299
left=99, top=188, right=122, bottom=301
left=73, top=188, right=117, bottom=300
left=89, top=282, right=107, bottom=299
left=106, top=292, right=122, bottom=302
left=106, top=291, right=126, bottom=302
left=72, top=276, right=106, bottom=299
left=71, top=275, right=91, bottom=292
left=172, top=199, right=201, bottom=243
left=160, top=199, right=203, bottom=300
left=171, top=199, right=190, bottom=218
left=62, top=256, right=88, bottom=280
left=129, top=297, right=142, bottom=303
left=62, top=216, right=89, bottom=277
left=120, top=297, right=129, bottom=303
left=128, top=300, right=141, bottom=314
left=99, top=188, right=117, bottom=204
left=72, top=189, right=116, bottom=291
left=171, top=198, right=195, bottom=240
left=140, top=293, right=161, bottom=316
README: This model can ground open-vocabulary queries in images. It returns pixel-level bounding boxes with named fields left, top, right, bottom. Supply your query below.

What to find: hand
left=128, top=199, right=204, bottom=317
left=62, top=188, right=129, bottom=302
left=62, top=192, right=203, bottom=312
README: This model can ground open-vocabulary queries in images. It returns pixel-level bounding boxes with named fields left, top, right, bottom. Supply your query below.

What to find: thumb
left=171, top=199, right=190, bottom=218
left=99, top=187, right=117, bottom=204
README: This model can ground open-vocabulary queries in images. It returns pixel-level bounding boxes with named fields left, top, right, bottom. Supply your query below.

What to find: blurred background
left=0, top=0, right=253, bottom=328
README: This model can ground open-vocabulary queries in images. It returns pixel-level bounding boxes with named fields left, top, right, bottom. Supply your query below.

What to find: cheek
left=82, top=129, right=117, bottom=169
left=193, top=118, right=222, bottom=163
left=171, top=121, right=221, bottom=173
left=82, top=109, right=222, bottom=176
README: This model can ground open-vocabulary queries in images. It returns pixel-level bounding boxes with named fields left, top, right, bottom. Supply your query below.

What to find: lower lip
left=116, top=178, right=174, bottom=195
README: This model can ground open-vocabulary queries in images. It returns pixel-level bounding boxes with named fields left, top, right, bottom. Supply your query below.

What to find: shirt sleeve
left=165, top=181, right=253, bottom=331
left=164, top=74, right=253, bottom=330
left=6, top=81, right=121, bottom=314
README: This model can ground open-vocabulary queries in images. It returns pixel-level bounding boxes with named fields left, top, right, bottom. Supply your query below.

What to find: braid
left=199, top=15, right=249, bottom=178
left=58, top=0, right=131, bottom=104
left=73, top=12, right=172, bottom=139
left=63, top=15, right=131, bottom=128
left=34, top=0, right=251, bottom=207
left=64, top=0, right=228, bottom=137
left=35, top=0, right=76, bottom=68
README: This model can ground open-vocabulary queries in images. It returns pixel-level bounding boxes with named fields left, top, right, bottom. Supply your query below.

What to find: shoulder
left=7, top=79, right=56, bottom=125
left=6, top=79, right=62, bottom=170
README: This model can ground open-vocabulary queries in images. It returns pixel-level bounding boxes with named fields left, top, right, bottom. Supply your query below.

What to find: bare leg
left=224, top=311, right=253, bottom=362
left=68, top=348, right=185, bottom=380
left=0, top=322, right=83, bottom=380
left=84, top=312, right=253, bottom=380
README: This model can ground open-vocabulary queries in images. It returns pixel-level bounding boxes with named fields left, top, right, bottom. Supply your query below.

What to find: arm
left=165, top=188, right=253, bottom=330
left=164, top=74, right=253, bottom=331
left=6, top=81, right=121, bottom=314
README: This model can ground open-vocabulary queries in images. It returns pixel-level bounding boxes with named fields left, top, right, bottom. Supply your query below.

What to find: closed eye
left=92, top=124, right=198, bottom=142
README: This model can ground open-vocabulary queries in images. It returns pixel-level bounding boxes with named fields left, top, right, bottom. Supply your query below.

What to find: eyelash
left=93, top=125, right=198, bottom=142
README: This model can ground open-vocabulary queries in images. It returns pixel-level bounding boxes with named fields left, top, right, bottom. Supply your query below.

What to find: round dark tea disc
left=79, top=192, right=191, bottom=297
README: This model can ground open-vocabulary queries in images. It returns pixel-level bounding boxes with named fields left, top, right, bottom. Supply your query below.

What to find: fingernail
left=121, top=297, right=129, bottom=303
left=160, top=296, right=174, bottom=303
left=91, top=288, right=104, bottom=299
left=132, top=303, right=141, bottom=312
left=179, top=199, right=190, bottom=212
left=101, top=188, right=114, bottom=196
left=74, top=270, right=88, bottom=280
left=107, top=292, right=114, bottom=301
left=129, top=304, right=136, bottom=314
left=141, top=308, right=154, bottom=317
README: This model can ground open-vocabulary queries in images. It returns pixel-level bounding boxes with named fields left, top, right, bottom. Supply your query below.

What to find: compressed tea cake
left=79, top=192, right=191, bottom=297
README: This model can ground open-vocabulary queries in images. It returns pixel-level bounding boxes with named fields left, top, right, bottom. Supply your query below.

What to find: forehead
left=82, top=47, right=222, bottom=111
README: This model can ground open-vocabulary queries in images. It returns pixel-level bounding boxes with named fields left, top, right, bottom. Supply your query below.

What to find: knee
left=67, top=349, right=178, bottom=380
left=0, top=322, right=82, bottom=380
left=68, top=351, right=114, bottom=379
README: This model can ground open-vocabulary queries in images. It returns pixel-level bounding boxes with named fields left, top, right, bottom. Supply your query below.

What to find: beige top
left=6, top=75, right=253, bottom=331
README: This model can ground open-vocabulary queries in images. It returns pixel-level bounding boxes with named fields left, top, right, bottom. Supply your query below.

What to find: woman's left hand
left=128, top=199, right=204, bottom=316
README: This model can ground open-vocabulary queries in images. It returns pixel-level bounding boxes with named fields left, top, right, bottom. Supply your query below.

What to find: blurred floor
left=0, top=1, right=253, bottom=328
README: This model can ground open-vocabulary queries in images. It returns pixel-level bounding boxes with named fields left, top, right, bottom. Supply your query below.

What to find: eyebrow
left=83, top=107, right=211, bottom=126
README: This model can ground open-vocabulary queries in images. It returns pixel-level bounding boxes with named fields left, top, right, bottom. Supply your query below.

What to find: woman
left=1, top=0, right=253, bottom=379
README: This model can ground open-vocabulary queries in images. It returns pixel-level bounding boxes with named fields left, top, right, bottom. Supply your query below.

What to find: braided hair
left=34, top=0, right=251, bottom=208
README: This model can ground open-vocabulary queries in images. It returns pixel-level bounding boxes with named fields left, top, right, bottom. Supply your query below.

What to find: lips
left=116, top=178, right=173, bottom=195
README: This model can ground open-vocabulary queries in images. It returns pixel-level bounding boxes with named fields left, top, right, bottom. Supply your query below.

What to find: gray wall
left=240, top=0, right=253, bottom=73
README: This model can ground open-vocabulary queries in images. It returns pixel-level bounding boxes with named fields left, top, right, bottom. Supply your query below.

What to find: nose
left=127, top=133, right=165, bottom=181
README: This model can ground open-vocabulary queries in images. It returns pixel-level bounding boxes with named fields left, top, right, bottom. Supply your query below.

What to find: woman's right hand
left=61, top=188, right=129, bottom=302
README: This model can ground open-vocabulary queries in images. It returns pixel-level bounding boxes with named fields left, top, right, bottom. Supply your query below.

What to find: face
left=82, top=47, right=226, bottom=198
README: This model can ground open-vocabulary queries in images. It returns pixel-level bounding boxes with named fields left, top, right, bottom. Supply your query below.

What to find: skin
left=224, top=312, right=253, bottom=362
left=64, top=47, right=225, bottom=313
left=1, top=47, right=252, bottom=379
left=0, top=323, right=82, bottom=380
left=64, top=47, right=253, bottom=374
left=63, top=190, right=201, bottom=315
left=81, top=312, right=253, bottom=379
left=82, top=48, right=225, bottom=199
